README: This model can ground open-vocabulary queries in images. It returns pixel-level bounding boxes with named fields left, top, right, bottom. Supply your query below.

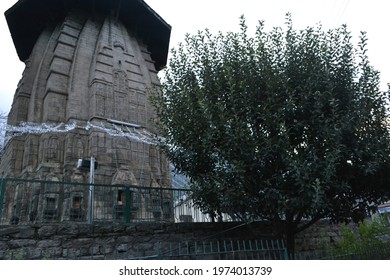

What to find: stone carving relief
left=112, top=167, right=138, bottom=186
left=22, top=136, right=37, bottom=171
left=92, top=81, right=114, bottom=119
left=114, top=70, right=127, bottom=93
left=73, top=138, right=85, bottom=159
left=40, top=136, right=62, bottom=163
left=47, top=137, right=59, bottom=161
left=112, top=70, right=128, bottom=121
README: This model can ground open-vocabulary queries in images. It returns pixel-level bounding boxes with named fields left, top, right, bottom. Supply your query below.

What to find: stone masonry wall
left=1, top=6, right=171, bottom=187
left=0, top=221, right=353, bottom=259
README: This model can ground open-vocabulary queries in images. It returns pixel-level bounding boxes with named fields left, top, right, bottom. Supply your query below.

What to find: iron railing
left=141, top=239, right=288, bottom=260
left=3, top=239, right=288, bottom=260
left=294, top=242, right=390, bottom=260
left=0, top=178, right=237, bottom=225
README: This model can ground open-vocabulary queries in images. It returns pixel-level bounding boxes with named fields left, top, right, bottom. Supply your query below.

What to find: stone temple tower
left=0, top=0, right=171, bottom=186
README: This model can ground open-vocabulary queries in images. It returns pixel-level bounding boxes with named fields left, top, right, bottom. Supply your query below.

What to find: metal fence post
left=0, top=178, right=5, bottom=221
left=88, top=157, right=95, bottom=224
left=124, top=186, right=131, bottom=223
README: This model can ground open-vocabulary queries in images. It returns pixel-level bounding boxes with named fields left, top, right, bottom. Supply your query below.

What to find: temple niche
left=0, top=0, right=172, bottom=224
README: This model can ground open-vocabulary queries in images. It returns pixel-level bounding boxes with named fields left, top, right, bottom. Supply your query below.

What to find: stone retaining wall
left=0, top=221, right=352, bottom=259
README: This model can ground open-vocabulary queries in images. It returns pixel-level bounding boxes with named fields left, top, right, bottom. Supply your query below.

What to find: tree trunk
left=286, top=229, right=295, bottom=259
left=285, top=213, right=296, bottom=259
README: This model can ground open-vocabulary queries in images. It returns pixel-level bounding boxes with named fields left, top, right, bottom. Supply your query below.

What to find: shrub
left=333, top=218, right=390, bottom=259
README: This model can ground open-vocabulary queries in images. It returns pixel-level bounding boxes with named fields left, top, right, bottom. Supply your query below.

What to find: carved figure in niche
left=112, top=167, right=138, bottom=186
left=93, top=82, right=109, bottom=118
left=44, top=136, right=59, bottom=162
left=73, top=138, right=85, bottom=159
left=113, top=70, right=129, bottom=121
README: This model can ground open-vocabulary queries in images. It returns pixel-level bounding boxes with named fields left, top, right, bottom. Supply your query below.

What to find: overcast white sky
left=0, top=0, right=389, bottom=114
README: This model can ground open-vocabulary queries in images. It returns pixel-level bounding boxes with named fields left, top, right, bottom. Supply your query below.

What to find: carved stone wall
left=1, top=4, right=170, bottom=179
left=0, top=1, right=171, bottom=224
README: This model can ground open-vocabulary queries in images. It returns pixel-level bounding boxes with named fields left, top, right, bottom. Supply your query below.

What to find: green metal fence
left=140, top=239, right=289, bottom=260
left=295, top=242, right=390, bottom=260
left=0, top=178, right=237, bottom=225
left=3, top=239, right=288, bottom=260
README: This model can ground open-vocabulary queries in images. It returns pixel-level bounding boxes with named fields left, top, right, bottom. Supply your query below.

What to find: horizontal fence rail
left=0, top=178, right=238, bottom=225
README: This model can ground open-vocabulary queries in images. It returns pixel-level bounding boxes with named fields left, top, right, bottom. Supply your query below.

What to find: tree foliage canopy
left=152, top=15, right=390, bottom=251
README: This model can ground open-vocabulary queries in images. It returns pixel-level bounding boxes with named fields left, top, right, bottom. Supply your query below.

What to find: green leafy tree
left=152, top=15, right=390, bottom=257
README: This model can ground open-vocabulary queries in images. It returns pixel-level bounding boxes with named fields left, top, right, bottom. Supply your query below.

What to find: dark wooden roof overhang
left=5, top=0, right=171, bottom=70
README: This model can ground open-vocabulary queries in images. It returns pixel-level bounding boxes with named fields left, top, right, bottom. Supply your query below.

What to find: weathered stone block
left=116, top=236, right=132, bottom=244
left=61, top=24, right=81, bottom=38
left=43, top=92, right=67, bottom=122
left=51, top=56, right=72, bottom=75
left=0, top=226, right=21, bottom=236
left=0, top=241, right=9, bottom=251
left=78, top=224, right=94, bottom=235
left=54, top=42, right=75, bottom=61
left=36, top=240, right=62, bottom=249
left=57, top=223, right=79, bottom=236
left=94, top=224, right=113, bottom=234
left=12, top=226, right=36, bottom=239
left=8, top=239, right=37, bottom=249
left=58, top=33, right=78, bottom=47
